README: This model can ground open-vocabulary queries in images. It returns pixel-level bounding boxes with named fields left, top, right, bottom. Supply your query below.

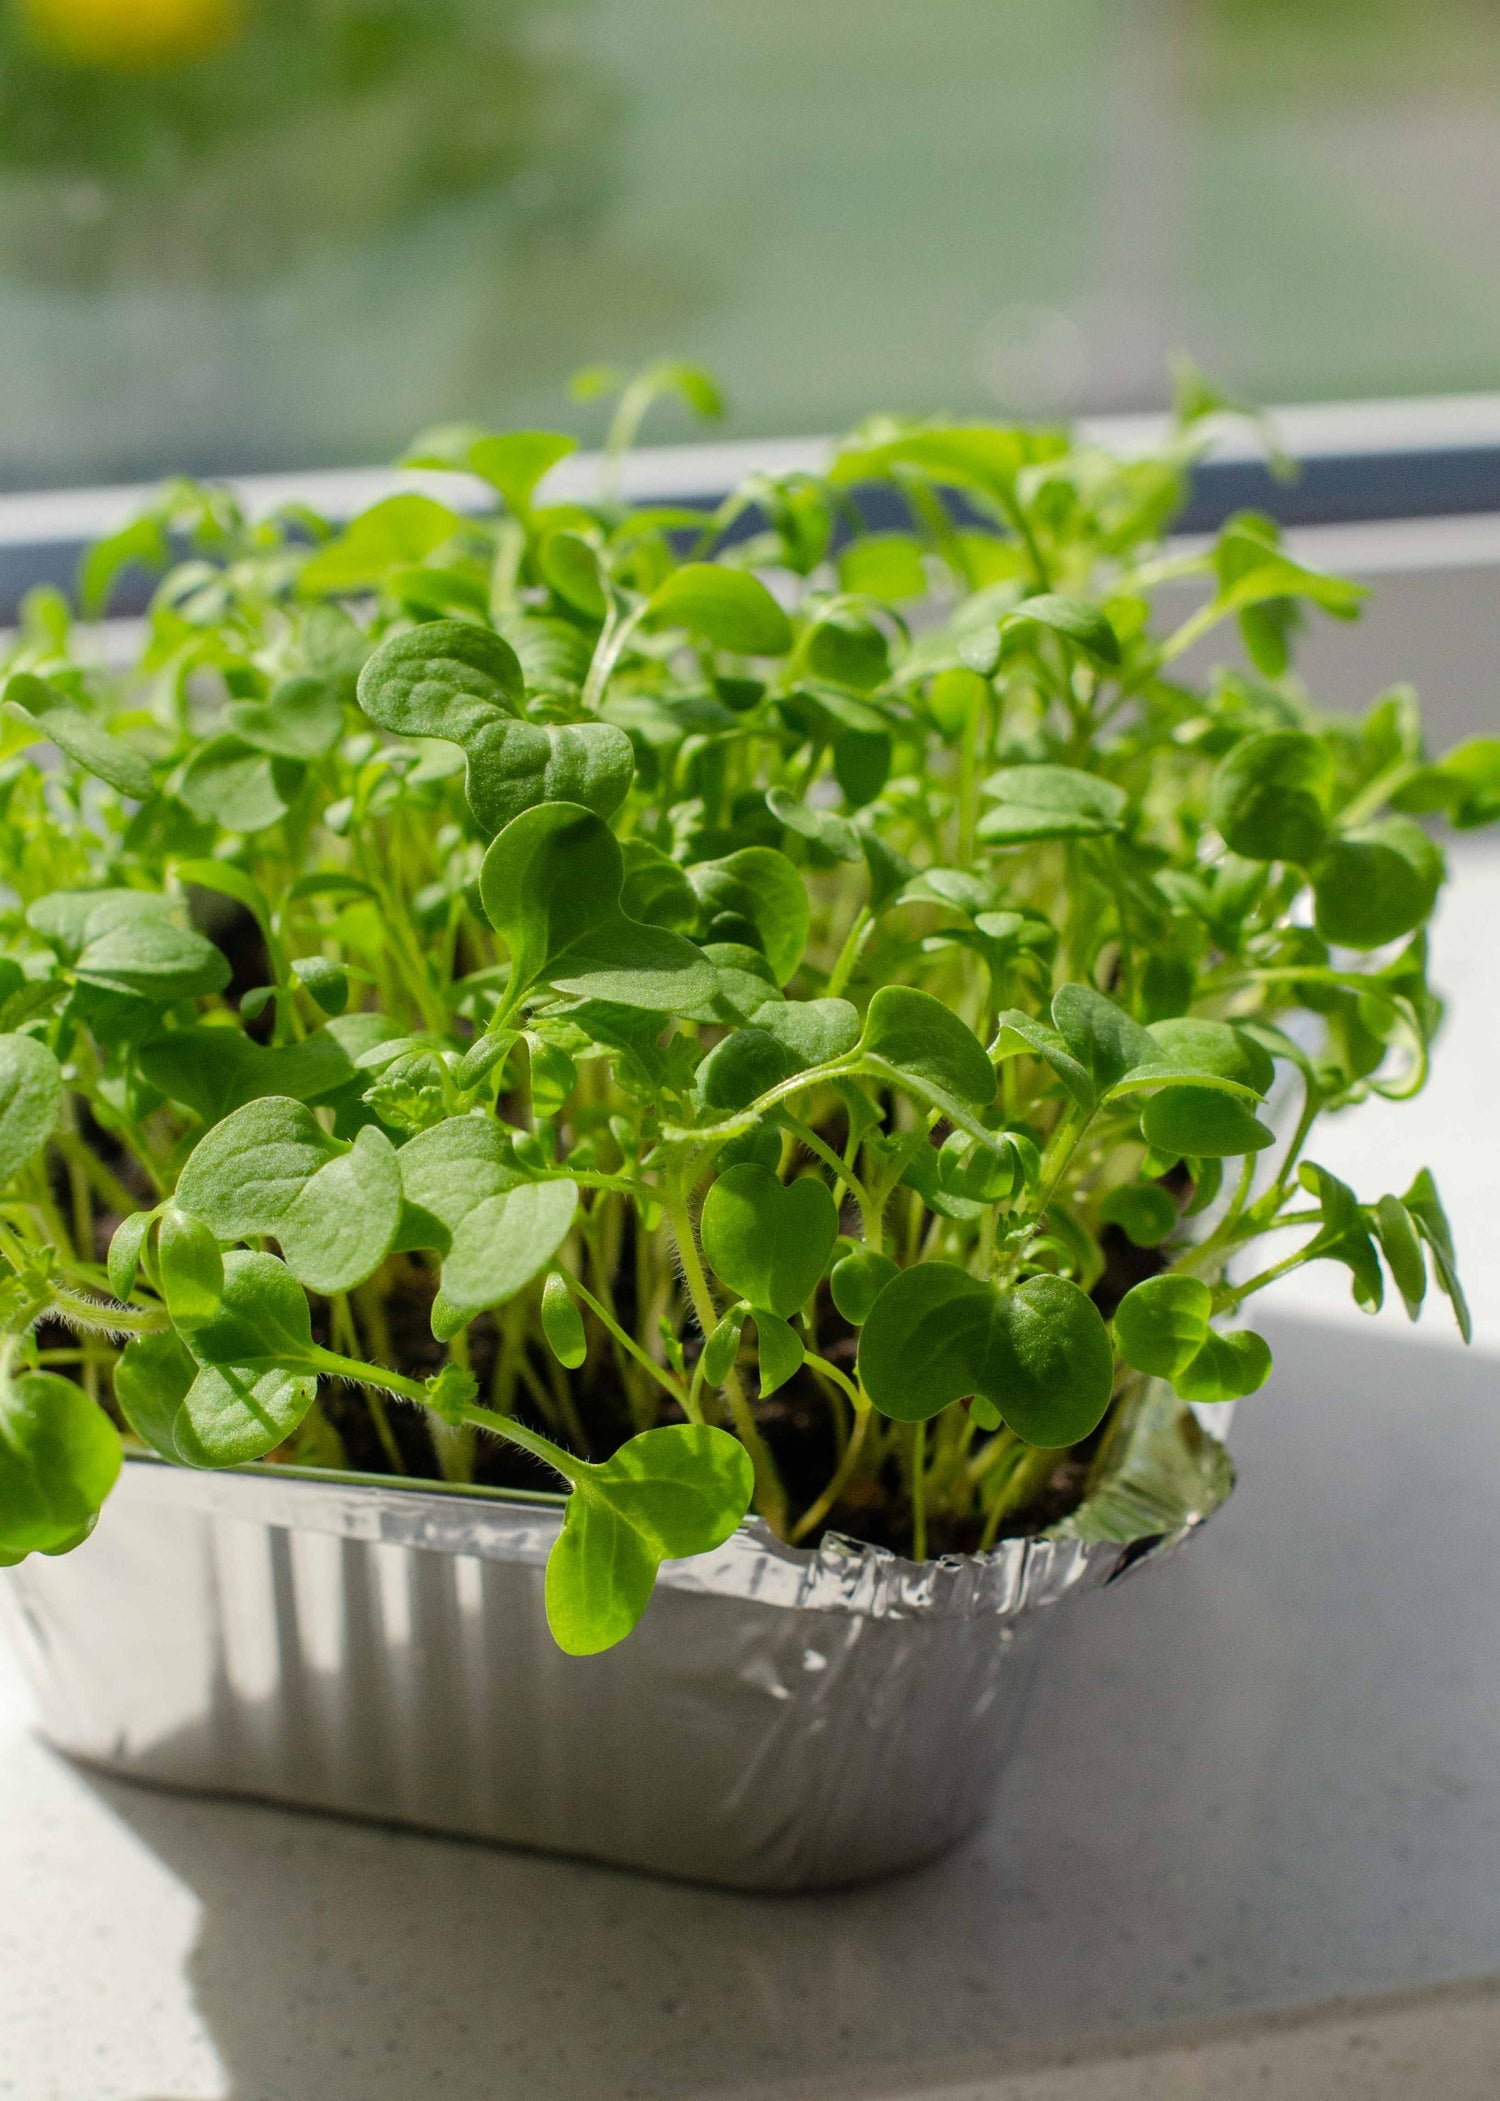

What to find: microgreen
left=0, top=367, right=1487, bottom=1651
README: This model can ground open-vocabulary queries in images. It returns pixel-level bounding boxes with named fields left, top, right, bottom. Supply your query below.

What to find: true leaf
left=480, top=802, right=713, bottom=1013
left=300, top=494, right=466, bottom=593
left=751, top=1310, right=805, bottom=1396
left=441, top=1179, right=579, bottom=1314
left=1001, top=594, right=1121, bottom=666
left=687, top=847, right=810, bottom=984
left=979, top=764, right=1126, bottom=845
left=6, top=673, right=155, bottom=799
left=278, top=1124, right=403, bottom=1294
left=645, top=565, right=794, bottom=656
left=860, top=984, right=995, bottom=1110
left=227, top=675, right=344, bottom=759
left=544, top=1423, right=754, bottom=1655
left=177, top=737, right=303, bottom=833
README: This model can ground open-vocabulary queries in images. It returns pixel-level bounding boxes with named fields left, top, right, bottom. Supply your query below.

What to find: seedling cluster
left=0, top=365, right=1489, bottom=1651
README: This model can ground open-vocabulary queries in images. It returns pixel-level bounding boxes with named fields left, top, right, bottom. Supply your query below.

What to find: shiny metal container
left=0, top=1397, right=1231, bottom=1890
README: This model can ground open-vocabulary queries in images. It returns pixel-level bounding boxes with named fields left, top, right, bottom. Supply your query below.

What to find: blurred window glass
left=0, top=0, right=1497, bottom=485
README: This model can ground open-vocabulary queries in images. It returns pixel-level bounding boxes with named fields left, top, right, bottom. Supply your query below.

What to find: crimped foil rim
left=108, top=1389, right=1232, bottom=1625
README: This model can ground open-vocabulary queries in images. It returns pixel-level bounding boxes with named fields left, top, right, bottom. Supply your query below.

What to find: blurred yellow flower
left=18, top=0, right=245, bottom=71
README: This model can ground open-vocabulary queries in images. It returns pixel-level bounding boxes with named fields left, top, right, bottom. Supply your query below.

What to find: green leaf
left=174, top=1097, right=402, bottom=1293
left=539, top=531, right=608, bottom=620
left=830, top=1245, right=899, bottom=1325
left=541, top=1271, right=588, bottom=1369
left=441, top=1179, right=579, bottom=1315
left=765, top=786, right=863, bottom=864
left=480, top=802, right=713, bottom=1013
left=978, top=764, right=1127, bottom=845
left=750, top=1310, right=805, bottom=1396
left=700, top=1164, right=838, bottom=1320
left=106, top=1208, right=155, bottom=1301
left=927, top=667, right=988, bottom=741
left=394, top=1114, right=522, bottom=1247
left=1208, top=732, right=1330, bottom=865
left=291, top=956, right=349, bottom=1017
left=645, top=565, right=794, bottom=656
left=1393, top=737, right=1500, bottom=830
left=0, top=1366, right=121, bottom=1559
left=1373, top=1194, right=1426, bottom=1320
left=1298, top=1162, right=1384, bottom=1311
left=358, top=620, right=634, bottom=836
left=687, top=847, right=810, bottom=985
left=1146, top=1017, right=1275, bottom=1097
left=1098, top=1183, right=1178, bottom=1248
left=0, top=1034, right=63, bottom=1183
left=158, top=1208, right=225, bottom=1328
left=467, top=430, right=577, bottom=515
left=358, top=618, right=523, bottom=740
left=860, top=984, right=995, bottom=1110
left=176, top=1096, right=336, bottom=1239
left=300, top=494, right=466, bottom=594
left=185, top=1250, right=318, bottom=1371
left=994, top=1009, right=1096, bottom=1109
left=114, top=1329, right=196, bottom=1461
left=1140, top=1087, right=1275, bottom=1158
left=1401, top=1168, right=1471, bottom=1342
left=1312, top=819, right=1443, bottom=949
left=34, top=890, right=231, bottom=1005
left=1173, top=1328, right=1273, bottom=1404
left=1001, top=594, right=1121, bottom=667
left=175, top=1363, right=320, bottom=1468
left=5, top=673, right=155, bottom=799
left=227, top=675, right=345, bottom=760
left=858, top=1263, right=1114, bottom=1445
left=278, top=1125, right=403, bottom=1294
left=544, top=1423, right=754, bottom=1655
left=177, top=736, right=303, bottom=833
left=839, top=534, right=928, bottom=602
left=117, top=1320, right=316, bottom=1470
left=702, top=1304, right=748, bottom=1384
left=1113, top=1274, right=1212, bottom=1379
left=1052, top=985, right=1161, bottom=1096
left=173, top=857, right=274, bottom=934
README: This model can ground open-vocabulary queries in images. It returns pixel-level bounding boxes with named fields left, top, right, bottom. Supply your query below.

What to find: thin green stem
left=569, top=1275, right=696, bottom=1420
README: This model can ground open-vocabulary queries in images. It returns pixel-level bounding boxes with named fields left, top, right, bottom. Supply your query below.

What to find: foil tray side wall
left=0, top=1453, right=1207, bottom=1891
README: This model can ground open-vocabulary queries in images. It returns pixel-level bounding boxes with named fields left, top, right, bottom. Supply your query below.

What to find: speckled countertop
left=4, top=856, right=1500, bottom=2101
